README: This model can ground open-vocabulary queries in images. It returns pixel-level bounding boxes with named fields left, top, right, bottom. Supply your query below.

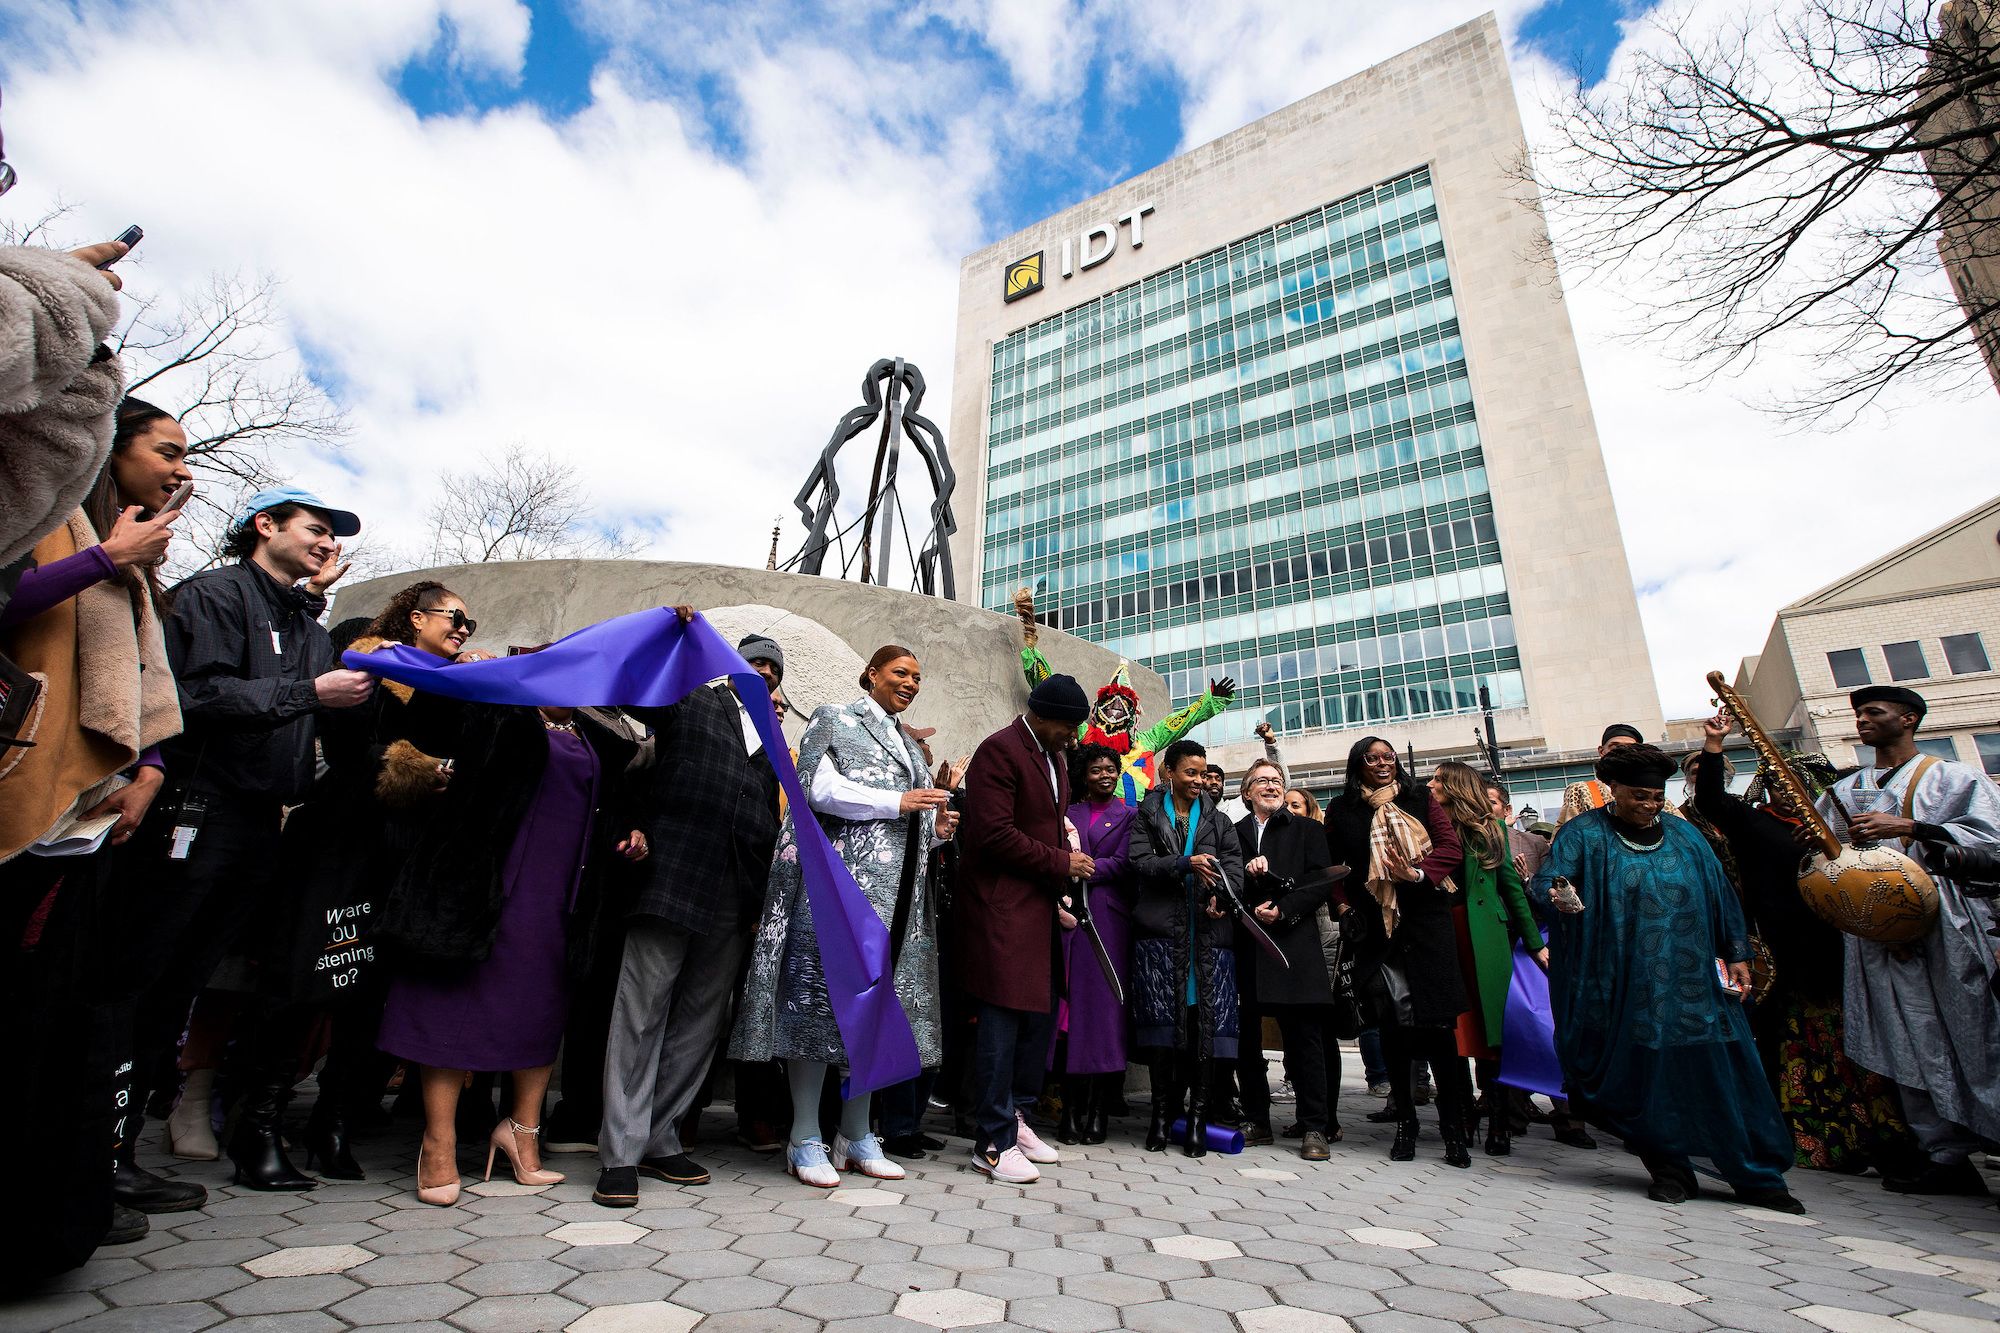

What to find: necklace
left=540, top=711, right=578, bottom=734
left=1609, top=813, right=1663, bottom=853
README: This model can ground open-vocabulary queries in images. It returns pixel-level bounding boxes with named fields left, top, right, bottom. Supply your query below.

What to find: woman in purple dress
left=1052, top=744, right=1136, bottom=1145
left=374, top=693, right=646, bottom=1207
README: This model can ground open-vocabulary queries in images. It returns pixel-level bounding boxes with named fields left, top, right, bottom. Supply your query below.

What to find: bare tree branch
left=1523, top=0, right=2000, bottom=423
left=424, top=444, right=638, bottom=566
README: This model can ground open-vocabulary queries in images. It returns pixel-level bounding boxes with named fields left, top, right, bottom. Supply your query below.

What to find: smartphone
left=159, top=480, right=194, bottom=513
left=96, top=225, right=143, bottom=269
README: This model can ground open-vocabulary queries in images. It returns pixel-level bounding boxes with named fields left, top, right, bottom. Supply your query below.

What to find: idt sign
left=1002, top=202, right=1155, bottom=304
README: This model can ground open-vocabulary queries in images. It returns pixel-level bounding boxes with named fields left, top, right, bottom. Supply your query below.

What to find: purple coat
left=1055, top=797, right=1138, bottom=1074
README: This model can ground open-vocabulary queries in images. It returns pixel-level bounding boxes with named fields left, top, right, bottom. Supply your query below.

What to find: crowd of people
left=4, top=181, right=1998, bottom=1291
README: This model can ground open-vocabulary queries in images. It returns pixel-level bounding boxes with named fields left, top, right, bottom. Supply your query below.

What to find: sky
left=1, top=0, right=1995, bottom=721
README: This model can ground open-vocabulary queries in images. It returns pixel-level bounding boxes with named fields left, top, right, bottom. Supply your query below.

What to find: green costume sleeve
left=1021, top=644, right=1052, bottom=689
left=1135, top=689, right=1229, bottom=754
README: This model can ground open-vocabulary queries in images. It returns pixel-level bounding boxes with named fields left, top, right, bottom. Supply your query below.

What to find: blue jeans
left=971, top=999, right=1057, bottom=1155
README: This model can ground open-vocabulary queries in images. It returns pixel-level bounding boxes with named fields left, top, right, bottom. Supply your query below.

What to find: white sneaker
left=972, top=1144, right=1040, bottom=1184
left=786, top=1139, right=839, bottom=1188
left=1271, top=1078, right=1297, bottom=1104
left=1015, top=1112, right=1061, bottom=1164
left=832, top=1133, right=906, bottom=1180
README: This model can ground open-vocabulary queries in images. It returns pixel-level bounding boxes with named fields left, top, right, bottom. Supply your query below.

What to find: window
left=1917, top=738, right=1959, bottom=762
left=1977, top=734, right=2000, bottom=777
left=1882, top=640, right=1930, bottom=681
left=1826, top=648, right=1870, bottom=688
left=1942, top=633, right=1990, bottom=675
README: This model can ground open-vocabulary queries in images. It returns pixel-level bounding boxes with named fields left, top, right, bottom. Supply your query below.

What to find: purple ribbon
left=344, top=606, right=921, bottom=1096
left=1496, top=941, right=1565, bottom=1098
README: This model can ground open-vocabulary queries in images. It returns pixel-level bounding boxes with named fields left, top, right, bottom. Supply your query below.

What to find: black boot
left=1080, top=1075, right=1112, bottom=1145
left=1145, top=1058, right=1177, bottom=1152
left=112, top=1116, right=207, bottom=1214
left=1389, top=1120, right=1418, bottom=1162
left=1483, top=1121, right=1511, bottom=1156
left=1184, top=1072, right=1209, bottom=1160
left=302, top=1100, right=365, bottom=1181
left=1054, top=1080, right=1081, bottom=1146
left=1442, top=1127, right=1472, bottom=1168
left=228, top=1076, right=318, bottom=1192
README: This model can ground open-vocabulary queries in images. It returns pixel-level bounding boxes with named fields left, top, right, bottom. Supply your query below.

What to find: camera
left=1934, top=842, right=2000, bottom=898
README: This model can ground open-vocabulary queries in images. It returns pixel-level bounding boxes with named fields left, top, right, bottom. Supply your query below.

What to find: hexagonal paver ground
left=14, top=1061, right=2000, bottom=1332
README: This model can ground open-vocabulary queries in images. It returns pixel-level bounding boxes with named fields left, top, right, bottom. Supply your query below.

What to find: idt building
left=947, top=14, right=1662, bottom=786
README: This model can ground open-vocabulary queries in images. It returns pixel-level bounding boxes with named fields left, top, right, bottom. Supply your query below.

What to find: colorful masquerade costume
left=1020, top=649, right=1228, bottom=804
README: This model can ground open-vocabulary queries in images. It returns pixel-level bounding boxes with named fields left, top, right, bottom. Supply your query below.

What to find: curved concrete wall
left=333, top=560, right=1170, bottom=768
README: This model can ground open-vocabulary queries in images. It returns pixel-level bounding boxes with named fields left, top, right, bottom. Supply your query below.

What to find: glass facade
left=979, top=166, right=1524, bottom=746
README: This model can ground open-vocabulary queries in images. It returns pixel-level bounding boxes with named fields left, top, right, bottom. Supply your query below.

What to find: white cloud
left=3, top=0, right=1993, bottom=726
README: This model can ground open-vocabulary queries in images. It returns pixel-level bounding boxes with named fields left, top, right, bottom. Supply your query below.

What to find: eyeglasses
left=418, top=607, right=477, bottom=635
left=1246, top=776, right=1283, bottom=788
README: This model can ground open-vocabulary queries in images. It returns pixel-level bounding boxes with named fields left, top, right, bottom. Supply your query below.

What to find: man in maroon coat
left=957, top=674, right=1094, bottom=1184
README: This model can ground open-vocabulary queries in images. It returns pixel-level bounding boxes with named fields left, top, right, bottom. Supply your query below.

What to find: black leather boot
left=1184, top=1069, right=1209, bottom=1160
left=1389, top=1119, right=1418, bottom=1162
left=228, top=1076, right=318, bottom=1191
left=302, top=1100, right=365, bottom=1180
left=1054, top=1080, right=1081, bottom=1145
left=112, top=1115, right=207, bottom=1214
left=1145, top=1057, right=1177, bottom=1152
left=1080, top=1075, right=1112, bottom=1145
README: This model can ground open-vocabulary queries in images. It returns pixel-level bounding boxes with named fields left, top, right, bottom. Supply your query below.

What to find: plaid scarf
left=1364, top=782, right=1432, bottom=938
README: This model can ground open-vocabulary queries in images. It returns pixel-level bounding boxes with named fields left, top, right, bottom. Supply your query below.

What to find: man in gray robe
left=1818, top=685, right=2000, bottom=1197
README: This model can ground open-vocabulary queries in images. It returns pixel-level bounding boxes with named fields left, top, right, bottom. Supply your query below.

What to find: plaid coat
left=624, top=682, right=781, bottom=936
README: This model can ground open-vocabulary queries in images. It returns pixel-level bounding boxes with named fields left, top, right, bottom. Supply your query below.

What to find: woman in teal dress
left=1529, top=744, right=1801, bottom=1213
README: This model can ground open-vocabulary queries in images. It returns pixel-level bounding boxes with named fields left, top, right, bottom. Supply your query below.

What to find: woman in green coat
left=1429, top=762, right=1546, bottom=1157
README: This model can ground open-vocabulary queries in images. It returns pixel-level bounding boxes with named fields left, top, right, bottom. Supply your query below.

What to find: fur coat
left=0, top=249, right=124, bottom=570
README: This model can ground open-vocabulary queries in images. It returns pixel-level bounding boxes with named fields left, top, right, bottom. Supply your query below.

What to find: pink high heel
left=486, top=1118, right=564, bottom=1186
left=415, top=1144, right=461, bottom=1207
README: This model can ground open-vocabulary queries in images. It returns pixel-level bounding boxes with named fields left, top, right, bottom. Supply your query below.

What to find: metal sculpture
left=789, top=357, right=959, bottom=599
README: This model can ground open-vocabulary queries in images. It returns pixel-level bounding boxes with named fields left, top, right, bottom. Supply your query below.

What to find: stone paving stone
left=1380, top=1285, right=1500, bottom=1321
left=140, top=1236, right=277, bottom=1269
left=348, top=1250, right=476, bottom=1286
left=1118, top=1300, right=1243, bottom=1333
left=781, top=1281, right=901, bottom=1319
left=241, top=1242, right=375, bottom=1277
left=454, top=1256, right=578, bottom=1296
left=670, top=1273, right=788, bottom=1313
left=98, top=1263, right=253, bottom=1307
left=695, top=1312, right=821, bottom=1333
left=958, top=1267, right=1062, bottom=1299
left=199, top=1315, right=346, bottom=1333
left=1580, top=1294, right=1715, bottom=1330
left=450, top=1293, right=590, bottom=1332
left=0, top=1291, right=104, bottom=1331
left=327, top=1280, right=474, bottom=1325
left=892, top=1288, right=1006, bottom=1328
left=565, top=1303, right=701, bottom=1333
left=213, top=1273, right=364, bottom=1315
left=48, top=1302, right=224, bottom=1332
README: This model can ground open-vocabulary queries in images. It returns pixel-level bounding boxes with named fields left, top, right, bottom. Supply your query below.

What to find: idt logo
left=1004, top=252, right=1044, bottom=303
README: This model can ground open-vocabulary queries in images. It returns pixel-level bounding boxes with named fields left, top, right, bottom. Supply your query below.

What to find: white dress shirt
left=809, top=696, right=912, bottom=823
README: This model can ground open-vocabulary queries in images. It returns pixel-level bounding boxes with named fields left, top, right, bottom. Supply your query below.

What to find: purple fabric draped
left=344, top=607, right=920, bottom=1096
left=1497, top=941, right=1565, bottom=1098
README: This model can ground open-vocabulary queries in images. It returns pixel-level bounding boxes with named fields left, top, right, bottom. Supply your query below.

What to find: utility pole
left=1477, top=684, right=1502, bottom=777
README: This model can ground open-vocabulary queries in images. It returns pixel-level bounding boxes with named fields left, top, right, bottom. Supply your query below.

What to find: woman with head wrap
left=1530, top=743, right=1802, bottom=1212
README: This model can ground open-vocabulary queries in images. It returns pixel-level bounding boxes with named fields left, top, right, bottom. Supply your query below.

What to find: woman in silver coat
left=730, top=645, right=956, bottom=1187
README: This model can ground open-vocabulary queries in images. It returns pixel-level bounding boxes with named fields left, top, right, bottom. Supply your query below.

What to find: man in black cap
left=592, top=629, right=785, bottom=1206
left=1559, top=722, right=1652, bottom=826
left=1816, top=684, right=2000, bottom=1196
left=954, top=674, right=1093, bottom=1183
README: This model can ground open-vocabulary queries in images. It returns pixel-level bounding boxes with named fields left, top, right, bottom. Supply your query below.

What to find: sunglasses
left=418, top=607, right=477, bottom=635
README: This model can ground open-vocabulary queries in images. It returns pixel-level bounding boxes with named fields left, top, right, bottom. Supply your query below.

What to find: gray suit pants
left=600, top=918, right=749, bottom=1168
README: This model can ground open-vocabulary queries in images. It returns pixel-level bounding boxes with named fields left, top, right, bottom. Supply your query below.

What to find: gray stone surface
left=7, top=1064, right=1997, bottom=1332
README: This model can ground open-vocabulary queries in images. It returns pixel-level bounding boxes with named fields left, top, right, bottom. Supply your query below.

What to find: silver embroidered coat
left=728, top=697, right=943, bottom=1068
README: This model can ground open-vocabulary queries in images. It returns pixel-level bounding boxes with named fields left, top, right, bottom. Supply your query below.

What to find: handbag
left=1327, top=912, right=1363, bottom=1039
left=1362, top=954, right=1416, bottom=1029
